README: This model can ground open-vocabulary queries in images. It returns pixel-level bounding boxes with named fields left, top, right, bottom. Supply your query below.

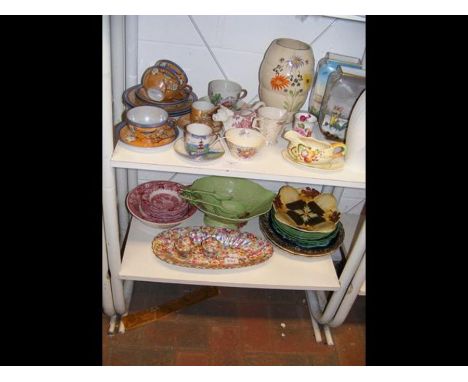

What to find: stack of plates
left=123, top=85, right=198, bottom=118
left=259, top=185, right=344, bottom=257
left=269, top=209, right=341, bottom=249
left=126, top=181, right=197, bottom=229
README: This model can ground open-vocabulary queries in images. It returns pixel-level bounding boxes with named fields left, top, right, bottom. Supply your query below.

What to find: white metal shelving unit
left=102, top=16, right=366, bottom=342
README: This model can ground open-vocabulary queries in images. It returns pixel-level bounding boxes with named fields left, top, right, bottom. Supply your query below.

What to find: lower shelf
left=119, top=210, right=341, bottom=291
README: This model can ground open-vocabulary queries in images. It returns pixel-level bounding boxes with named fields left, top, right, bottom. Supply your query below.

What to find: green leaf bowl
left=181, top=176, right=276, bottom=229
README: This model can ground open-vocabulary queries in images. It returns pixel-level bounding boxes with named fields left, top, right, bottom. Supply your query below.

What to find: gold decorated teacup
left=142, top=65, right=192, bottom=102
left=191, top=100, right=219, bottom=124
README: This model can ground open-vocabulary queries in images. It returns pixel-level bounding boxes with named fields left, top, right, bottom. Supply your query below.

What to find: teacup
left=126, top=106, right=168, bottom=136
left=191, top=100, right=219, bottom=124
left=142, top=65, right=192, bottom=102
left=251, top=106, right=288, bottom=145
left=225, top=128, right=266, bottom=160
left=184, top=123, right=219, bottom=156
left=293, top=112, right=318, bottom=137
left=283, top=130, right=346, bottom=165
left=208, top=80, right=247, bottom=108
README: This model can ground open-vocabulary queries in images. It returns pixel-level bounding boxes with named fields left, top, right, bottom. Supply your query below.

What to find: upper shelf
left=111, top=126, right=365, bottom=189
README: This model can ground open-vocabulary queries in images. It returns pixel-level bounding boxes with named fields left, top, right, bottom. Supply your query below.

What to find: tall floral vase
left=258, top=38, right=315, bottom=122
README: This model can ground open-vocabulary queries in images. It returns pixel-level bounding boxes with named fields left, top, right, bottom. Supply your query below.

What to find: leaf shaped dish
left=272, top=185, right=341, bottom=233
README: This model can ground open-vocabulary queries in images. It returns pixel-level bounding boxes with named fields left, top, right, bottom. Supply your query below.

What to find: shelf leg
left=321, top=185, right=334, bottom=194
left=103, top=15, right=127, bottom=316
left=324, top=325, right=334, bottom=346
left=306, top=219, right=366, bottom=325
left=328, top=253, right=366, bottom=327
left=116, top=169, right=129, bottom=244
left=310, top=315, right=322, bottom=343
left=102, top=221, right=116, bottom=317
left=108, top=315, right=117, bottom=335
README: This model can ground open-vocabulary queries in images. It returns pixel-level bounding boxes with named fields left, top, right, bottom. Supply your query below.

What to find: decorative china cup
left=142, top=64, right=192, bottom=102
left=184, top=123, right=220, bottom=156
left=293, top=112, right=318, bottom=137
left=125, top=106, right=169, bottom=135
left=191, top=100, right=219, bottom=124
left=225, top=128, right=266, bottom=160
left=283, top=130, right=346, bottom=165
left=208, top=80, right=247, bottom=108
left=251, top=106, right=288, bottom=145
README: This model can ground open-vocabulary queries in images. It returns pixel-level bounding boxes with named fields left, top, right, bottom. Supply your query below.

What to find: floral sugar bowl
left=318, top=66, right=366, bottom=142
left=258, top=38, right=314, bottom=122
left=292, top=112, right=318, bottom=137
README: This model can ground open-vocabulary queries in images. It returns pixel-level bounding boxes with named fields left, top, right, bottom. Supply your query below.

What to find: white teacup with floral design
left=225, top=128, right=266, bottom=160
left=208, top=80, right=248, bottom=108
left=293, top=112, right=318, bottom=137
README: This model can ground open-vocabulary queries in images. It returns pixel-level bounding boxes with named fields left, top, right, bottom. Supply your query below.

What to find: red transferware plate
left=126, top=181, right=196, bottom=224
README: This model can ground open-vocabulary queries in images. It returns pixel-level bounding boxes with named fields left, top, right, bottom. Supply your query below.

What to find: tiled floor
left=103, top=282, right=365, bottom=366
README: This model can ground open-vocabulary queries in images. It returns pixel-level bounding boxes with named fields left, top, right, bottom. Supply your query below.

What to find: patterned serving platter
left=116, top=121, right=179, bottom=148
left=152, top=226, right=273, bottom=269
left=259, top=212, right=344, bottom=257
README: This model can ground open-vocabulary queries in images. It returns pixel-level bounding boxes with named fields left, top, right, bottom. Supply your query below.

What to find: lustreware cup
left=126, top=106, right=169, bottom=136
left=191, top=100, right=219, bottom=124
left=142, top=64, right=192, bottom=102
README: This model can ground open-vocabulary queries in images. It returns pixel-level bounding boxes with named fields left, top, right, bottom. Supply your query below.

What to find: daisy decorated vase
left=259, top=38, right=315, bottom=122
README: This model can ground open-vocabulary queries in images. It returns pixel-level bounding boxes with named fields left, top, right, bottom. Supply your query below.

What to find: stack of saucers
left=259, top=185, right=344, bottom=256
left=126, top=181, right=197, bottom=229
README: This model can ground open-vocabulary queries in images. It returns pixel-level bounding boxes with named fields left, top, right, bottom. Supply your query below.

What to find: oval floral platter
left=152, top=226, right=273, bottom=269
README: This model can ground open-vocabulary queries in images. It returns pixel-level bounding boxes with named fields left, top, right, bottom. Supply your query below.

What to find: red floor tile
left=175, top=351, right=212, bottom=366
left=103, top=283, right=366, bottom=366
left=208, top=325, right=242, bottom=353
left=243, top=352, right=309, bottom=366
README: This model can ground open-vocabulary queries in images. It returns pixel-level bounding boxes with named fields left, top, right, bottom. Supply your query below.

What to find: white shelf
left=119, top=210, right=341, bottom=291
left=111, top=127, right=365, bottom=189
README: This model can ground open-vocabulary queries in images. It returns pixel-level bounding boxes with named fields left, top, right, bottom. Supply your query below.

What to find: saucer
left=136, top=86, right=191, bottom=105
left=281, top=150, right=344, bottom=171
left=176, top=114, right=223, bottom=133
left=117, top=121, right=179, bottom=148
left=123, top=85, right=196, bottom=117
left=173, top=138, right=225, bottom=161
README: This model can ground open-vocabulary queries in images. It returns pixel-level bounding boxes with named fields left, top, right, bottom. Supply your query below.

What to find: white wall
left=135, top=15, right=365, bottom=214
